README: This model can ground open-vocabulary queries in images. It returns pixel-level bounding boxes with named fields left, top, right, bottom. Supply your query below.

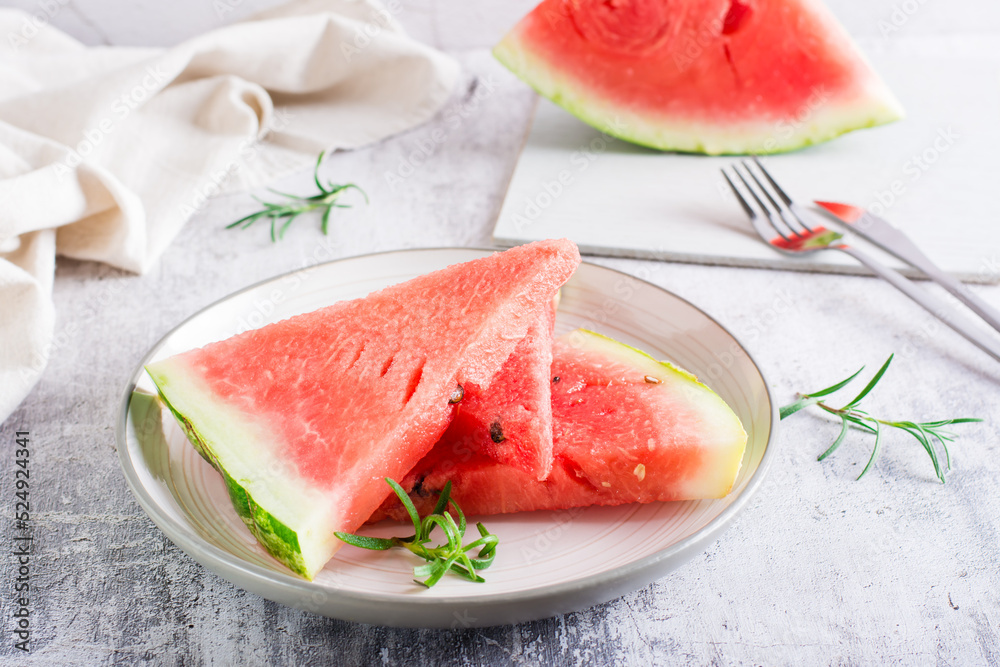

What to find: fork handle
left=907, top=259, right=1000, bottom=334
left=842, top=212, right=1000, bottom=333
left=841, top=246, right=1000, bottom=363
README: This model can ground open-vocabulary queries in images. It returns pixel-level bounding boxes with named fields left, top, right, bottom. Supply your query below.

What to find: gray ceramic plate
left=116, top=248, right=776, bottom=628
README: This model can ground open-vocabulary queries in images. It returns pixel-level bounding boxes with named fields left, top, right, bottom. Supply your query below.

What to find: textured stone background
left=1, top=1, right=999, bottom=665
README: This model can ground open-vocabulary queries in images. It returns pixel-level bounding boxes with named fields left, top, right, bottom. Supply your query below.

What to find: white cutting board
left=492, top=36, right=1000, bottom=284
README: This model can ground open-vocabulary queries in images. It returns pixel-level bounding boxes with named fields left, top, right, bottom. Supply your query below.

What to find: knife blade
left=815, top=200, right=1000, bottom=335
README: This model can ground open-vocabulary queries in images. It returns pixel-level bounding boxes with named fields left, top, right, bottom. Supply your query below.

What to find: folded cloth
left=0, top=0, right=459, bottom=424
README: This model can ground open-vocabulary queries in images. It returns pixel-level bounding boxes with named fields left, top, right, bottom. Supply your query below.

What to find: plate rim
left=115, top=246, right=777, bottom=625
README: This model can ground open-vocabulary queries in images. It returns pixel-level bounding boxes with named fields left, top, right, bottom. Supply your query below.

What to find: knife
left=814, top=201, right=1000, bottom=335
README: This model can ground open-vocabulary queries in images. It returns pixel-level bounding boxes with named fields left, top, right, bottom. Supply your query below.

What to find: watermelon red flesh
left=494, top=0, right=903, bottom=155
left=369, top=329, right=747, bottom=521
left=146, top=239, right=581, bottom=579
left=438, top=300, right=557, bottom=481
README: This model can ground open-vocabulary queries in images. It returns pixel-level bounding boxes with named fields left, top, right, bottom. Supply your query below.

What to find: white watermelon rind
left=155, top=395, right=310, bottom=578
left=493, top=4, right=905, bottom=156
left=146, top=360, right=337, bottom=580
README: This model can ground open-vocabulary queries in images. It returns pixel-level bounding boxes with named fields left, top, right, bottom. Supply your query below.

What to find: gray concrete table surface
left=1, top=1, right=998, bottom=665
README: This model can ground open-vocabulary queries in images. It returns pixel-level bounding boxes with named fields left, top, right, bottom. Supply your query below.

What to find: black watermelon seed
left=449, top=385, right=465, bottom=404
left=489, top=420, right=505, bottom=443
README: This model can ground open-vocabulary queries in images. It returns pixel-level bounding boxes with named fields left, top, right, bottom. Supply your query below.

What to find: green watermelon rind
left=568, top=328, right=744, bottom=422
left=493, top=25, right=904, bottom=156
left=146, top=363, right=320, bottom=579
left=574, top=329, right=706, bottom=387
left=151, top=379, right=310, bottom=578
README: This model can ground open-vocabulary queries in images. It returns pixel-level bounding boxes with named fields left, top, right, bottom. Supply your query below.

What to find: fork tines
left=722, top=158, right=815, bottom=242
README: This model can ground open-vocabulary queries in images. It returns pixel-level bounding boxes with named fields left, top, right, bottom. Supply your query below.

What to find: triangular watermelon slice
left=435, top=298, right=558, bottom=481
left=370, top=329, right=747, bottom=521
left=146, top=239, right=581, bottom=579
left=494, top=0, right=903, bottom=154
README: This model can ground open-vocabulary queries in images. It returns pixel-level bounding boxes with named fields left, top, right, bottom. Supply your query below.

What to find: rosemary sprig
left=780, top=354, right=981, bottom=483
left=335, top=478, right=499, bottom=587
left=227, top=151, right=367, bottom=241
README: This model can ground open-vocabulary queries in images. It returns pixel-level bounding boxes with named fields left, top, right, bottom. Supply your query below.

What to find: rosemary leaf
left=803, top=366, right=867, bottom=398
left=387, top=477, right=421, bottom=533
left=780, top=355, right=981, bottom=483
left=227, top=150, right=366, bottom=241
left=778, top=396, right=820, bottom=420
left=336, top=478, right=499, bottom=587
left=332, top=533, right=395, bottom=551
left=857, top=420, right=882, bottom=480
left=817, top=418, right=850, bottom=461
left=430, top=480, right=452, bottom=516
left=843, top=354, right=894, bottom=409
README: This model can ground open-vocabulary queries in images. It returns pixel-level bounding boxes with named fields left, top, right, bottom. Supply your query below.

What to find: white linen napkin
left=0, top=0, right=459, bottom=424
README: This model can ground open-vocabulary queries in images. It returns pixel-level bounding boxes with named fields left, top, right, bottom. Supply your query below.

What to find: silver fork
left=722, top=159, right=1000, bottom=364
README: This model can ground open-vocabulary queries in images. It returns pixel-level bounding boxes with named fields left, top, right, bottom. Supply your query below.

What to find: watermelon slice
left=370, top=329, right=747, bottom=520
left=494, top=0, right=904, bottom=154
left=436, top=299, right=558, bottom=481
left=146, top=239, right=581, bottom=579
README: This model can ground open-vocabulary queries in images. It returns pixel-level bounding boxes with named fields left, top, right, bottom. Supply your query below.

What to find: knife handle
left=822, top=207, right=1000, bottom=335
left=908, top=260, right=1000, bottom=334
left=840, top=246, right=1000, bottom=363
